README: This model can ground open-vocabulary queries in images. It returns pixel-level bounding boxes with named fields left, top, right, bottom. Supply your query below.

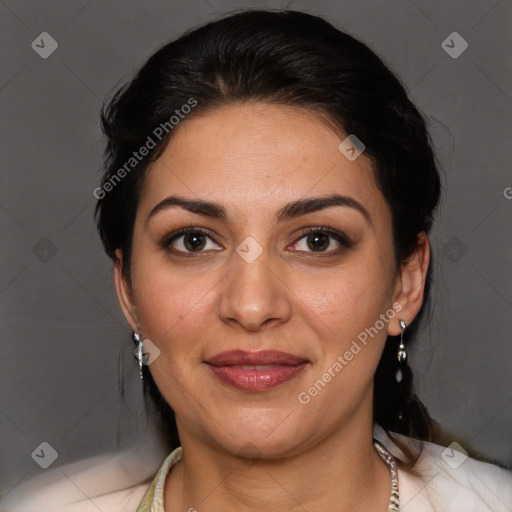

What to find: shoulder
left=417, top=439, right=512, bottom=511
left=0, top=438, right=167, bottom=512
left=374, top=424, right=512, bottom=512
left=0, top=480, right=150, bottom=512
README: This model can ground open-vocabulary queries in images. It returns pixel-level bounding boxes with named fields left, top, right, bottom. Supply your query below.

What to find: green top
left=136, top=446, right=183, bottom=512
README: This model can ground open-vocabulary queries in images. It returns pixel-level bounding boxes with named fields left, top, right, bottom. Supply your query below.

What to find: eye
left=291, top=227, right=352, bottom=254
left=162, top=226, right=352, bottom=256
left=162, top=227, right=222, bottom=254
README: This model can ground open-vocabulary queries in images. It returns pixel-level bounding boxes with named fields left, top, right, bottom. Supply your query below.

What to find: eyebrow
left=145, top=194, right=372, bottom=227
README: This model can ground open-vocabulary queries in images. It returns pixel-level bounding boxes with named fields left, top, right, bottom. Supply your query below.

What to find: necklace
left=373, top=440, right=400, bottom=511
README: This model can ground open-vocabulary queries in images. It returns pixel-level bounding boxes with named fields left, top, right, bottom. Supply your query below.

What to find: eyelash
left=160, top=226, right=353, bottom=257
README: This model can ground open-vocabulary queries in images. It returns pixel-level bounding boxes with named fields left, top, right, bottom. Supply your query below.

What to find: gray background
left=1, top=0, right=511, bottom=500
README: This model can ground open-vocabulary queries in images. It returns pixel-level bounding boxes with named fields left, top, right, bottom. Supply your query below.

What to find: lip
left=205, top=350, right=309, bottom=391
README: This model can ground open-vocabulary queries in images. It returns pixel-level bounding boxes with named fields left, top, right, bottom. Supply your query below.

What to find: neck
left=165, top=404, right=392, bottom=511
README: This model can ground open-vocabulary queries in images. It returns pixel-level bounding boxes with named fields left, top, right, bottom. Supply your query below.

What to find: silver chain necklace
left=373, top=440, right=400, bottom=511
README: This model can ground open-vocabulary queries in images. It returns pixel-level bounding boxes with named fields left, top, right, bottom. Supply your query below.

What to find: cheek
left=292, top=269, right=392, bottom=408
left=294, top=261, right=392, bottom=337
left=130, top=252, right=214, bottom=351
left=290, top=261, right=394, bottom=404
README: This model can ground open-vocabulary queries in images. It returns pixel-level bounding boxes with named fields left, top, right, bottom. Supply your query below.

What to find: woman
left=2, top=8, right=511, bottom=512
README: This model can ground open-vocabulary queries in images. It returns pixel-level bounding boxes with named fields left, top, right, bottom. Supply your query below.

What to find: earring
left=395, top=319, right=407, bottom=383
left=133, top=332, right=144, bottom=380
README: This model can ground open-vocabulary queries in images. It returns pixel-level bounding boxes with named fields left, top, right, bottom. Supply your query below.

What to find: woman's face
left=115, top=103, right=416, bottom=457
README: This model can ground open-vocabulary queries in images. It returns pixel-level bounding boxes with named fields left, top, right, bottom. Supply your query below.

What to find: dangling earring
left=395, top=319, right=407, bottom=383
left=395, top=319, right=407, bottom=424
left=133, top=332, right=144, bottom=380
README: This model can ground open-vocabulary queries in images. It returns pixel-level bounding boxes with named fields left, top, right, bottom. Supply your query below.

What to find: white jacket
left=1, top=424, right=511, bottom=511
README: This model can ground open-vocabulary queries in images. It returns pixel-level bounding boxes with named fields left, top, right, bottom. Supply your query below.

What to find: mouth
left=204, top=350, right=309, bottom=391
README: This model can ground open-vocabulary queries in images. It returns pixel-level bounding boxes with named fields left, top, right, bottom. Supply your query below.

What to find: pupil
left=185, top=233, right=205, bottom=251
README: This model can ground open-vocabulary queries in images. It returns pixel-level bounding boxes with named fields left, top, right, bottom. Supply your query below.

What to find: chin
left=211, top=407, right=307, bottom=459
left=228, top=433, right=303, bottom=460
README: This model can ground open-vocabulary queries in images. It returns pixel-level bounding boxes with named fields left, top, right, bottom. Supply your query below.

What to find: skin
left=114, top=103, right=430, bottom=511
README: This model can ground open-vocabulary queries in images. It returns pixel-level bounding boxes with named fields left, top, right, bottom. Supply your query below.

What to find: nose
left=219, top=245, right=292, bottom=332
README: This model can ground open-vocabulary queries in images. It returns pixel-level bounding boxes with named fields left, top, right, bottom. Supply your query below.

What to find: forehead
left=137, top=103, right=389, bottom=226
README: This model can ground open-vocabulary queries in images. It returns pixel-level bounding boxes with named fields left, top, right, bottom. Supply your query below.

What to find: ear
left=387, top=232, right=430, bottom=336
left=113, top=248, right=140, bottom=333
